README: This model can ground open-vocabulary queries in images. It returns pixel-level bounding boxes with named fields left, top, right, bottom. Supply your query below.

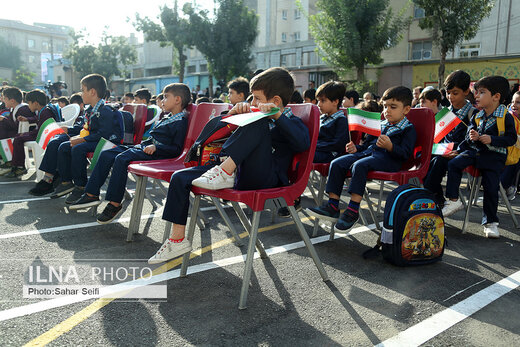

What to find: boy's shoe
left=506, top=186, right=516, bottom=201
left=306, top=202, right=340, bottom=222
left=191, top=166, right=235, bottom=190
left=65, top=186, right=85, bottom=204
left=0, top=162, right=12, bottom=175
left=334, top=210, right=359, bottom=233
left=148, top=238, right=192, bottom=264
left=5, top=167, right=27, bottom=178
left=69, top=194, right=101, bottom=210
left=51, top=182, right=75, bottom=198
left=277, top=197, right=302, bottom=217
left=29, top=180, right=54, bottom=196
left=483, top=222, right=500, bottom=239
left=52, top=174, right=61, bottom=189
left=97, top=203, right=123, bottom=224
left=441, top=199, right=464, bottom=217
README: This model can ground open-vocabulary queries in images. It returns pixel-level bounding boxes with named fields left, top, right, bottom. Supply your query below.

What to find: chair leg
left=180, top=195, right=202, bottom=277
left=461, top=174, right=478, bottom=234
left=210, top=197, right=243, bottom=246
left=190, top=194, right=208, bottom=226
left=238, top=211, right=262, bottom=310
left=127, top=176, right=147, bottom=242
left=231, top=201, right=267, bottom=258
left=377, top=181, right=384, bottom=215
left=499, top=183, right=520, bottom=228
left=473, top=177, right=482, bottom=205
left=163, top=221, right=172, bottom=242
left=312, top=176, right=327, bottom=237
left=364, top=187, right=381, bottom=230
left=288, top=206, right=329, bottom=281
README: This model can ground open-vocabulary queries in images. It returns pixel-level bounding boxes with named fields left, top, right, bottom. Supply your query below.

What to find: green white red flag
left=0, top=138, right=14, bottom=162
left=347, top=108, right=381, bottom=137
left=432, top=142, right=454, bottom=155
left=222, top=107, right=280, bottom=127
left=36, top=118, right=65, bottom=150
left=89, top=138, right=117, bottom=169
left=434, top=108, right=461, bottom=143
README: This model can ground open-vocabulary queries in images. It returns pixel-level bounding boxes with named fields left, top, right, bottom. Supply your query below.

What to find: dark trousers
left=57, top=140, right=98, bottom=187
left=446, top=150, right=501, bottom=224
left=314, top=150, right=341, bottom=164
left=326, top=152, right=401, bottom=197
left=85, top=147, right=156, bottom=203
left=39, top=134, right=70, bottom=175
left=500, top=162, right=520, bottom=189
left=424, top=155, right=450, bottom=204
left=12, top=132, right=36, bottom=167
left=0, top=119, right=18, bottom=140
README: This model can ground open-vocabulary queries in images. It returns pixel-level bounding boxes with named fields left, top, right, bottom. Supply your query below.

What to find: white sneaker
left=148, top=238, right=192, bottom=264
left=506, top=186, right=516, bottom=201
left=191, top=166, right=235, bottom=190
left=483, top=222, right=500, bottom=239
left=441, top=199, right=464, bottom=217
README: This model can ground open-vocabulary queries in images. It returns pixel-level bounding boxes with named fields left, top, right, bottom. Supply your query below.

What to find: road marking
left=443, top=279, right=487, bottom=302
left=376, top=270, right=520, bottom=347
left=0, top=181, right=34, bottom=185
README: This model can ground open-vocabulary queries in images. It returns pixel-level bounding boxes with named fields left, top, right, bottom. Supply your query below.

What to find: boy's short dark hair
left=196, top=97, right=210, bottom=104
left=444, top=70, right=471, bottom=91
left=212, top=98, right=224, bottom=103
left=2, top=86, right=23, bottom=103
left=57, top=96, right=69, bottom=105
left=303, top=88, right=316, bottom=101
left=227, top=77, right=249, bottom=98
left=382, top=86, right=413, bottom=107
left=25, top=89, right=48, bottom=106
left=358, top=100, right=382, bottom=113
left=70, top=93, right=83, bottom=105
left=290, top=90, right=304, bottom=104
left=345, top=90, right=359, bottom=105
left=135, top=88, right=152, bottom=103
left=316, top=81, right=346, bottom=106
left=250, top=67, right=294, bottom=106
left=474, top=76, right=511, bottom=105
left=125, top=92, right=134, bottom=98
left=157, top=93, right=164, bottom=100
left=419, top=88, right=442, bottom=106
left=163, top=83, right=191, bottom=109
left=80, top=74, right=107, bottom=99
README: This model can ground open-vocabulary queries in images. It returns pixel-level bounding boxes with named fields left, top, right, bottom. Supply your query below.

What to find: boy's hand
left=443, top=150, right=458, bottom=159
left=228, top=102, right=250, bottom=115
left=346, top=141, right=357, bottom=154
left=469, top=129, right=479, bottom=141
left=70, top=136, right=85, bottom=147
left=479, top=134, right=491, bottom=144
left=61, top=126, right=68, bottom=133
left=258, top=103, right=282, bottom=120
left=143, top=144, right=156, bottom=155
left=376, top=135, right=393, bottom=151
left=17, top=116, right=27, bottom=122
left=0, top=117, right=4, bottom=122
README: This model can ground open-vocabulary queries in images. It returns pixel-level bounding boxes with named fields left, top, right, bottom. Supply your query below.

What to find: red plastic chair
left=122, top=104, right=148, bottom=145
left=126, top=103, right=232, bottom=241
left=180, top=104, right=329, bottom=309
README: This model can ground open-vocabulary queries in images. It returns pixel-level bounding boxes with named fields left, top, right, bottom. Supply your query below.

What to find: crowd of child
left=0, top=66, right=518, bottom=264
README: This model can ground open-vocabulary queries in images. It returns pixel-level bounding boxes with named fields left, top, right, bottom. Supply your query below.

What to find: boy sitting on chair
left=307, top=86, right=416, bottom=233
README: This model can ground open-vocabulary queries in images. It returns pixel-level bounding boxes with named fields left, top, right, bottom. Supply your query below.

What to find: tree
left=0, top=37, right=21, bottom=70
left=65, top=30, right=137, bottom=81
left=413, top=0, right=493, bottom=87
left=184, top=0, right=258, bottom=94
left=11, top=68, right=36, bottom=90
left=133, top=0, right=191, bottom=82
left=306, top=0, right=409, bottom=81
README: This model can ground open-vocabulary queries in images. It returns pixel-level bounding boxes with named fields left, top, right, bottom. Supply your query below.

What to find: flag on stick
left=36, top=118, right=65, bottom=150
left=221, top=107, right=280, bottom=127
left=89, top=138, right=117, bottom=169
left=0, top=138, right=14, bottom=162
left=432, top=142, right=454, bottom=155
left=347, top=108, right=381, bottom=137
left=434, top=108, right=461, bottom=143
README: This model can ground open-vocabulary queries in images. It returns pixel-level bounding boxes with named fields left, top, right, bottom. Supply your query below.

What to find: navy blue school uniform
left=85, top=110, right=188, bottom=203
left=0, top=104, right=34, bottom=140
left=57, top=100, right=123, bottom=187
left=326, top=116, right=416, bottom=197
left=314, top=109, right=349, bottom=163
left=446, top=104, right=517, bottom=224
left=162, top=107, right=310, bottom=225
left=424, top=101, right=476, bottom=203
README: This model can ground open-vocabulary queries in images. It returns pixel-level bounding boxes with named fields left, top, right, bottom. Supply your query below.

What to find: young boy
left=51, top=74, right=123, bottom=204
left=418, top=88, right=442, bottom=114
left=343, top=90, right=360, bottom=108
left=122, top=92, right=134, bottom=104
left=4, top=89, right=61, bottom=178
left=135, top=88, right=161, bottom=139
left=227, top=77, right=249, bottom=105
left=69, top=83, right=191, bottom=223
left=442, top=76, right=517, bottom=238
left=424, top=70, right=477, bottom=206
left=307, top=86, right=416, bottom=233
left=148, top=67, right=310, bottom=264
left=57, top=96, right=69, bottom=108
left=303, top=88, right=317, bottom=104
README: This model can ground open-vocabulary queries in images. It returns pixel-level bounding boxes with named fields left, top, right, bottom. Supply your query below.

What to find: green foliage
left=0, top=37, right=21, bottom=70
left=184, top=0, right=258, bottom=82
left=11, top=68, right=36, bottom=90
left=307, top=0, right=409, bottom=81
left=65, top=29, right=137, bottom=81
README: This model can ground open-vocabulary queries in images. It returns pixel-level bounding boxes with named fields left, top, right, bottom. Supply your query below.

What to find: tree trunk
left=356, top=65, right=365, bottom=82
left=175, top=44, right=186, bottom=83
left=208, top=73, right=214, bottom=98
left=438, top=48, right=447, bottom=89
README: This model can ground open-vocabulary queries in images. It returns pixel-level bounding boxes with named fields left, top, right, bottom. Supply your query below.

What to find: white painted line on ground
left=443, top=279, right=487, bottom=302
left=376, top=270, right=520, bottom=347
left=0, top=181, right=34, bottom=185
left=0, top=224, right=375, bottom=322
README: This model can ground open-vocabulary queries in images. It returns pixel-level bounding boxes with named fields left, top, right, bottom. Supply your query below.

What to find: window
left=28, top=55, right=35, bottom=63
left=414, top=6, right=425, bottom=18
left=27, top=39, right=35, bottom=49
left=199, top=64, right=207, bottom=72
left=282, top=10, right=288, bottom=20
left=281, top=32, right=287, bottom=42
left=411, top=41, right=432, bottom=60
left=56, top=43, right=64, bottom=52
left=187, top=65, right=196, bottom=73
left=459, top=43, right=480, bottom=58
left=302, top=51, right=316, bottom=66
left=294, top=9, right=301, bottom=19
left=294, top=32, right=300, bottom=42
left=281, top=54, right=296, bottom=67
left=42, top=41, right=49, bottom=51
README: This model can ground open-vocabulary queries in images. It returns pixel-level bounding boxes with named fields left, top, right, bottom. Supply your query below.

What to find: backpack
left=120, top=110, right=135, bottom=145
left=379, top=184, right=445, bottom=266
left=475, top=109, right=520, bottom=166
left=184, top=115, right=237, bottom=167
left=46, top=103, right=62, bottom=122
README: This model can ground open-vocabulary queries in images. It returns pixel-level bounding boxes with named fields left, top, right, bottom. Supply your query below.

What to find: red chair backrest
left=122, top=104, right=148, bottom=145
left=184, top=103, right=232, bottom=150
left=400, top=107, right=435, bottom=171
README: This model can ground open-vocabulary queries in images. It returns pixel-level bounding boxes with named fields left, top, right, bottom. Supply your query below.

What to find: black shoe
left=65, top=186, right=85, bottom=204
left=69, top=193, right=101, bottom=210
left=278, top=197, right=302, bottom=217
left=51, top=182, right=74, bottom=198
left=97, top=203, right=123, bottom=224
left=306, top=202, right=340, bottom=222
left=29, top=180, right=55, bottom=196
left=5, top=167, right=27, bottom=178
left=334, top=210, right=359, bottom=233
left=52, top=173, right=61, bottom=188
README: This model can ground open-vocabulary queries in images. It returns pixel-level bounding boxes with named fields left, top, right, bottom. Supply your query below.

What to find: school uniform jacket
left=316, top=110, right=349, bottom=154
left=441, top=101, right=476, bottom=148
left=24, top=105, right=57, bottom=138
left=139, top=110, right=188, bottom=158
left=83, top=104, right=123, bottom=144
left=2, top=104, right=34, bottom=132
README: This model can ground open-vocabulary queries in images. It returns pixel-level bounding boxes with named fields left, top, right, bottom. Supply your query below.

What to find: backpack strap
left=496, top=108, right=508, bottom=136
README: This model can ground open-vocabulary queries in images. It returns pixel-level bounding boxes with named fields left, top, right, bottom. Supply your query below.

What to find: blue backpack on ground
left=379, top=184, right=446, bottom=266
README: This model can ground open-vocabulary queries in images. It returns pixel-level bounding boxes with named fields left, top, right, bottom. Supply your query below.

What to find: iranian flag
left=432, top=142, right=454, bottom=155
left=434, top=108, right=461, bottom=143
left=0, top=138, right=14, bottom=162
left=347, top=108, right=381, bottom=137
left=36, top=118, right=65, bottom=150
left=89, top=138, right=117, bottom=169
